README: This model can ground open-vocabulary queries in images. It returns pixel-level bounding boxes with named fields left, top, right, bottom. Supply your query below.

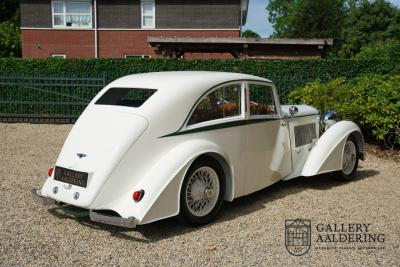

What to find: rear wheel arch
left=203, top=153, right=234, bottom=201
left=180, top=153, right=233, bottom=202
left=179, top=154, right=227, bottom=225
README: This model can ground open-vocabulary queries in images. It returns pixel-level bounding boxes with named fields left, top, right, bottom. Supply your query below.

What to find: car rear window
left=95, top=87, right=156, bottom=108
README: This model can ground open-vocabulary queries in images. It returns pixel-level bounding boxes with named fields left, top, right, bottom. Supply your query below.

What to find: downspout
left=94, top=0, right=98, bottom=58
left=240, top=0, right=243, bottom=36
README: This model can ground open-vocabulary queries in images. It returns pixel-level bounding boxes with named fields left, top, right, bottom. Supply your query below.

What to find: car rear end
left=32, top=87, right=157, bottom=228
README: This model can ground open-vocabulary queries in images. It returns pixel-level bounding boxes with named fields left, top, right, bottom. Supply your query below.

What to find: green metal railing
left=0, top=71, right=354, bottom=123
left=0, top=73, right=106, bottom=123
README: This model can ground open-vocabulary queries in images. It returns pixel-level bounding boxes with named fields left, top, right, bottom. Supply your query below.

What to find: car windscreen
left=95, top=87, right=157, bottom=108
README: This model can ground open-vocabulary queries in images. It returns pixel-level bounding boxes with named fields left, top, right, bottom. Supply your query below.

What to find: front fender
left=99, top=139, right=233, bottom=225
left=302, top=121, right=364, bottom=176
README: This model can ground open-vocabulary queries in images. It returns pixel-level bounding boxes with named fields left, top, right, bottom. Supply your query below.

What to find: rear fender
left=98, top=139, right=233, bottom=224
left=302, top=121, right=364, bottom=176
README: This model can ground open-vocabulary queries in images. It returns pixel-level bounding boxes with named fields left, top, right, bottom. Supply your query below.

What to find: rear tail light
left=48, top=168, right=54, bottom=177
left=133, top=190, right=145, bottom=202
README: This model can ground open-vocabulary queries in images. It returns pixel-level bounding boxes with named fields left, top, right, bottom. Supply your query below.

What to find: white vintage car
left=32, top=71, right=364, bottom=228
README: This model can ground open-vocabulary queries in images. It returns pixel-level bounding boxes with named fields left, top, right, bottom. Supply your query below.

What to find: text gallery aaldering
left=285, top=219, right=386, bottom=256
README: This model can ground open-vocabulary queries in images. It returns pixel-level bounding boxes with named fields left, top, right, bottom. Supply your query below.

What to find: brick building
left=20, top=0, right=248, bottom=59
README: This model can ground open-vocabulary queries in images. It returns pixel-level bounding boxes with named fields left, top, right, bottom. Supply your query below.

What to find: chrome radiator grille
left=294, top=123, right=316, bottom=147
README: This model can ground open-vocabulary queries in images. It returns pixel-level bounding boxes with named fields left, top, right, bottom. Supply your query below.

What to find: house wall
left=20, top=0, right=241, bottom=29
left=155, top=0, right=240, bottom=29
left=98, top=0, right=241, bottom=29
left=98, top=30, right=238, bottom=58
left=20, top=0, right=52, bottom=28
left=97, top=0, right=140, bottom=28
left=21, top=30, right=95, bottom=58
left=21, top=29, right=238, bottom=58
left=20, top=0, right=241, bottom=58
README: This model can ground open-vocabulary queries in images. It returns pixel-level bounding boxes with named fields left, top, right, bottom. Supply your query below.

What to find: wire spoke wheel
left=185, top=166, right=220, bottom=217
left=342, top=140, right=357, bottom=176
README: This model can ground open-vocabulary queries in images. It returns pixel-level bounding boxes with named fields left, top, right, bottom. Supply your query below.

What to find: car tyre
left=335, top=136, right=359, bottom=181
left=179, top=156, right=225, bottom=226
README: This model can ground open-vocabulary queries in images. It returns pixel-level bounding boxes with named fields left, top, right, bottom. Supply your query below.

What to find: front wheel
left=179, top=157, right=225, bottom=226
left=336, top=136, right=359, bottom=181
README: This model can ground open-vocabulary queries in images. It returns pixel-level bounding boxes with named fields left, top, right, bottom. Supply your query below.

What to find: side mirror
left=289, top=105, right=299, bottom=117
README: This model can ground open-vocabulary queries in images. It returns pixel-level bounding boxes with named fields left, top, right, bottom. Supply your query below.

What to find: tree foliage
left=0, top=0, right=20, bottom=24
left=354, top=39, right=400, bottom=60
left=266, top=0, right=296, bottom=37
left=0, top=0, right=21, bottom=57
left=241, top=29, right=261, bottom=38
left=267, top=0, right=345, bottom=41
left=0, top=21, right=21, bottom=57
left=340, top=0, right=400, bottom=58
left=267, top=0, right=400, bottom=58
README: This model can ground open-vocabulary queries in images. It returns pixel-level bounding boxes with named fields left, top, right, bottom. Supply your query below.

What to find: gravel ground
left=0, top=123, right=399, bottom=266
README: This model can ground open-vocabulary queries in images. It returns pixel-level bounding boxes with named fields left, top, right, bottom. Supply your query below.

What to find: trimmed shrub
left=1, top=58, right=400, bottom=103
left=289, top=75, right=400, bottom=148
left=1, top=58, right=399, bottom=129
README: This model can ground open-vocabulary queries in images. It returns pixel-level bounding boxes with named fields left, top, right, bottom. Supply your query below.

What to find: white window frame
left=184, top=82, right=246, bottom=130
left=51, top=54, right=66, bottom=59
left=141, top=0, right=155, bottom=29
left=246, top=81, right=283, bottom=120
left=52, top=0, right=92, bottom=29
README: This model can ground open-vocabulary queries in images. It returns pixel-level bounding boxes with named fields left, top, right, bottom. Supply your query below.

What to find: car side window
left=188, top=84, right=241, bottom=125
left=248, top=84, right=276, bottom=116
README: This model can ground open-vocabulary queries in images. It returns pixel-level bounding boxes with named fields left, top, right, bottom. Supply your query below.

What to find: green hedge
left=1, top=58, right=400, bottom=102
left=0, top=58, right=399, bottom=118
left=289, top=75, right=400, bottom=148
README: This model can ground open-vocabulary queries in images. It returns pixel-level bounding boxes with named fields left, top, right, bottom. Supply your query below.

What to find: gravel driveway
left=0, top=123, right=399, bottom=266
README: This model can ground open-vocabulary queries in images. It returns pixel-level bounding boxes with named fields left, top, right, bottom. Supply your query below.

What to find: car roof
left=95, top=72, right=273, bottom=132
left=108, top=71, right=272, bottom=95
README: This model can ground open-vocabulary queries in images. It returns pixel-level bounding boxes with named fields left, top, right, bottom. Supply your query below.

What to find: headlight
left=320, top=110, right=338, bottom=131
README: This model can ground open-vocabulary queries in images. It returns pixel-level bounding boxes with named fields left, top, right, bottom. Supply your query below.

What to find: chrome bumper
left=32, top=188, right=136, bottom=228
left=89, top=211, right=137, bottom=228
left=31, top=188, right=54, bottom=206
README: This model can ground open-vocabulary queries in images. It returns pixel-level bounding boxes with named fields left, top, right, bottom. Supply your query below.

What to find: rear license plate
left=54, top=166, right=88, bottom=188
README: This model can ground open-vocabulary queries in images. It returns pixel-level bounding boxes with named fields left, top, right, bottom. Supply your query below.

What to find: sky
left=242, top=0, right=400, bottom=37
